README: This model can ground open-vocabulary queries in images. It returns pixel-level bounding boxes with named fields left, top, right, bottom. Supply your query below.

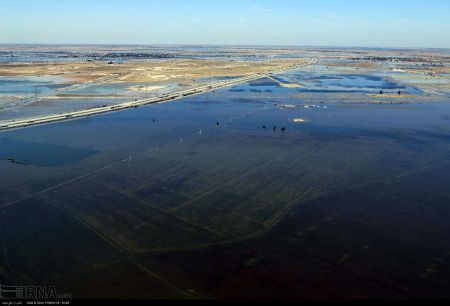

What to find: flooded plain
left=1, top=65, right=450, bottom=298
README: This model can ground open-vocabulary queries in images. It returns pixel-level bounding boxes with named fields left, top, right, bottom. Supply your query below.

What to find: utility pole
left=206, top=62, right=210, bottom=103
left=34, top=86, right=39, bottom=102
left=209, top=61, right=212, bottom=87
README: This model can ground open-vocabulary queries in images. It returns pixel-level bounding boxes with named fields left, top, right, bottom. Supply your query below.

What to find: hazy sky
left=1, top=0, right=449, bottom=48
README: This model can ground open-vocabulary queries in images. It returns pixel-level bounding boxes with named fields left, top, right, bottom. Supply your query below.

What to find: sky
left=1, top=0, right=449, bottom=48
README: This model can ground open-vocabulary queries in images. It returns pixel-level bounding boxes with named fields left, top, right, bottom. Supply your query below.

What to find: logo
left=0, top=284, right=72, bottom=301
left=0, top=285, right=23, bottom=300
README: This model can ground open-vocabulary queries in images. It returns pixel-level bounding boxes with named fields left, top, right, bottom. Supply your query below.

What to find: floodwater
left=0, top=77, right=189, bottom=121
left=1, top=68, right=450, bottom=298
left=274, top=71, right=423, bottom=94
left=0, top=138, right=98, bottom=167
left=0, top=75, right=68, bottom=96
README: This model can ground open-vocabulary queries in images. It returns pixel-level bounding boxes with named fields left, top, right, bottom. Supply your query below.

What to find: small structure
left=305, top=104, right=328, bottom=110
left=279, top=104, right=298, bottom=110
left=292, top=118, right=308, bottom=124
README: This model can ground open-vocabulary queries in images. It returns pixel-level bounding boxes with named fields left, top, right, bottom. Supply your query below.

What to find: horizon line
left=1, top=42, right=450, bottom=51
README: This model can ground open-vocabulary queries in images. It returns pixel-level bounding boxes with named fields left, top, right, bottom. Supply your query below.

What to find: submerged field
left=1, top=47, right=450, bottom=299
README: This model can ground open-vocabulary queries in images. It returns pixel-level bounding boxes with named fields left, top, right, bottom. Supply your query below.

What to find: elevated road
left=0, top=58, right=318, bottom=131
